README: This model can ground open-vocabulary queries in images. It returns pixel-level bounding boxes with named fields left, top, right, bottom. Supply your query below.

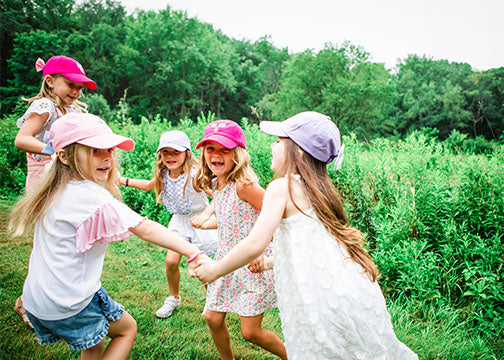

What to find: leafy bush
left=0, top=107, right=28, bottom=199
left=337, top=132, right=504, bottom=341
left=2, top=109, right=502, bottom=350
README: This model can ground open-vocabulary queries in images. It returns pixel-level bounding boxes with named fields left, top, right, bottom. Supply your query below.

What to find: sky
left=118, top=0, right=504, bottom=71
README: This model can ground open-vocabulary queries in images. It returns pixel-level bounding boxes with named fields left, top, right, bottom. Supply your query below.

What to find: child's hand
left=190, top=214, right=209, bottom=228
left=193, top=257, right=219, bottom=284
left=247, top=255, right=266, bottom=273
left=188, top=253, right=209, bottom=277
left=191, top=216, right=218, bottom=230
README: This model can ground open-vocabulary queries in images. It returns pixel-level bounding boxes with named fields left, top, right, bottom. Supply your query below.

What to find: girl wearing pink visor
left=8, top=113, right=207, bottom=358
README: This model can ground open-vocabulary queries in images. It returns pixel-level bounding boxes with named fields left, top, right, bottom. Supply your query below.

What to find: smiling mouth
left=97, top=167, right=109, bottom=172
left=211, top=161, right=224, bottom=166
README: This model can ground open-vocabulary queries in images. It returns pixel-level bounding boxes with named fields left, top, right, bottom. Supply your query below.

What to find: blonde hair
left=279, top=139, right=378, bottom=281
left=194, top=145, right=258, bottom=192
left=8, top=144, right=121, bottom=237
left=23, top=74, right=88, bottom=114
left=153, top=149, right=197, bottom=203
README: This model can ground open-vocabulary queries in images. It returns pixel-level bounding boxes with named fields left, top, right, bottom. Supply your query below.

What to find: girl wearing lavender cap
left=194, top=111, right=418, bottom=359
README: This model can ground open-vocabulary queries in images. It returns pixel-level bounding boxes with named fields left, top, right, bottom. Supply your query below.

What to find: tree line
left=1, top=0, right=503, bottom=142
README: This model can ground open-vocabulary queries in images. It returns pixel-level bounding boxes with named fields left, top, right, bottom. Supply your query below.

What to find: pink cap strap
left=35, top=58, right=45, bottom=72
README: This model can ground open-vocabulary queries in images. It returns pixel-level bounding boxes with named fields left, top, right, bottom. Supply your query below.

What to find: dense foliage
left=1, top=0, right=503, bottom=142
left=2, top=113, right=502, bottom=352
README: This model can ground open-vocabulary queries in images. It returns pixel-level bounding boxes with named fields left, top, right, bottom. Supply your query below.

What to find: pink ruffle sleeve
left=76, top=201, right=146, bottom=253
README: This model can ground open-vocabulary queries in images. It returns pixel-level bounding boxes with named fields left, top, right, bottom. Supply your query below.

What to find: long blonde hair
left=8, top=144, right=120, bottom=237
left=153, top=149, right=197, bottom=203
left=23, top=74, right=87, bottom=114
left=280, top=139, right=378, bottom=281
left=194, top=145, right=258, bottom=192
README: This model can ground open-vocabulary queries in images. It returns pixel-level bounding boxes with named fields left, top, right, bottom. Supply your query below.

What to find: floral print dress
left=204, top=182, right=277, bottom=316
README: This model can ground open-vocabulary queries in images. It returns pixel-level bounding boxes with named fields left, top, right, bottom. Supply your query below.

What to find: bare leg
left=165, top=250, right=182, bottom=298
left=81, top=310, right=137, bottom=360
left=205, top=310, right=234, bottom=360
left=80, top=338, right=105, bottom=360
left=240, top=313, right=287, bottom=360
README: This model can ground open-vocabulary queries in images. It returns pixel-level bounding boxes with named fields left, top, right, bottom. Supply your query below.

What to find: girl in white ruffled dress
left=195, top=111, right=418, bottom=360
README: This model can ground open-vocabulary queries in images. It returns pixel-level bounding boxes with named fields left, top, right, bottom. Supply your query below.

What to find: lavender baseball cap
left=260, top=111, right=341, bottom=164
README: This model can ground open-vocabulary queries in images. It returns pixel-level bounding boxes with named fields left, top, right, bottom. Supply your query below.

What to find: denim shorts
left=25, top=287, right=124, bottom=351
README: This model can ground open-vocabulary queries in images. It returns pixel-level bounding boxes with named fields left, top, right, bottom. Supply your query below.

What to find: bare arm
left=195, top=179, right=287, bottom=283
left=14, top=113, right=50, bottom=154
left=129, top=219, right=200, bottom=258
left=121, top=177, right=155, bottom=191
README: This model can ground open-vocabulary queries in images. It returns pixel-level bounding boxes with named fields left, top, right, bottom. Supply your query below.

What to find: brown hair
left=194, top=145, right=258, bottom=192
left=279, top=138, right=378, bottom=281
left=153, top=149, right=197, bottom=203
left=8, top=144, right=121, bottom=237
left=23, top=74, right=88, bottom=114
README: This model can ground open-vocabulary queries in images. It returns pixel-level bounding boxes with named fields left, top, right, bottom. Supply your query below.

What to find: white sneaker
left=155, top=296, right=181, bottom=318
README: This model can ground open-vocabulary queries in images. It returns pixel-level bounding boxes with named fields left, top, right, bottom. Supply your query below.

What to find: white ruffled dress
left=273, top=207, right=418, bottom=359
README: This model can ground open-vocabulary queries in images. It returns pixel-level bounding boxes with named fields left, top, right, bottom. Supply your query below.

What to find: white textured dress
left=273, top=208, right=418, bottom=360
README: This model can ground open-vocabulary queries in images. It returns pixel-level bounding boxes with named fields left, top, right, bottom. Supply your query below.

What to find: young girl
left=14, top=55, right=96, bottom=329
left=8, top=113, right=206, bottom=359
left=193, top=120, right=287, bottom=360
left=120, top=130, right=217, bottom=318
left=194, top=112, right=418, bottom=359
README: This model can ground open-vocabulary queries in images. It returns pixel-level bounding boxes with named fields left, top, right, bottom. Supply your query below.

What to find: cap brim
left=78, top=133, right=135, bottom=151
left=157, top=143, right=188, bottom=152
left=259, top=121, right=287, bottom=137
left=61, top=73, right=97, bottom=90
left=196, top=134, right=240, bottom=149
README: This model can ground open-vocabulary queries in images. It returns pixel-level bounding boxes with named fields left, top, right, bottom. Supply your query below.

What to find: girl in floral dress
left=193, top=120, right=286, bottom=360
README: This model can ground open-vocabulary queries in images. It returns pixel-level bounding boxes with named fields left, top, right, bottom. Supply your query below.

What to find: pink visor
left=50, top=113, right=134, bottom=152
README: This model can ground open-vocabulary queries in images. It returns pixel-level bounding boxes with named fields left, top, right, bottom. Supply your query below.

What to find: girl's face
left=270, top=137, right=287, bottom=174
left=46, top=75, right=84, bottom=106
left=160, top=147, right=186, bottom=177
left=83, top=147, right=115, bottom=183
left=204, top=141, right=234, bottom=181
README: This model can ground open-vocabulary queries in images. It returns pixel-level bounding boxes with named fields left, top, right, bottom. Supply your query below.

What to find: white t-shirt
left=22, top=180, right=144, bottom=320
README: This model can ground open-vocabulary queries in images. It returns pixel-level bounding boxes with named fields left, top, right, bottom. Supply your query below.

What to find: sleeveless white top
left=273, top=177, right=418, bottom=359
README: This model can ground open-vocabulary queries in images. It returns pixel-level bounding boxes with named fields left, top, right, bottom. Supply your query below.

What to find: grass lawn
left=0, top=199, right=500, bottom=359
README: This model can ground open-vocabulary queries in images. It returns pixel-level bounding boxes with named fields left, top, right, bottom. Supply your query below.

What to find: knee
left=241, top=326, right=260, bottom=344
left=165, top=256, right=180, bottom=272
left=125, top=317, right=138, bottom=340
left=205, top=312, right=222, bottom=330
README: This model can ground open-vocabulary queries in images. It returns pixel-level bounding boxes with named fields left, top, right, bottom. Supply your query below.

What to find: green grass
left=0, top=199, right=500, bottom=359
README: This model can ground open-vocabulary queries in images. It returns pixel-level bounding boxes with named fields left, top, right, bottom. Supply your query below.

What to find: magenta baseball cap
left=196, top=120, right=246, bottom=149
left=260, top=111, right=341, bottom=164
left=36, top=56, right=97, bottom=90
left=50, top=113, right=135, bottom=152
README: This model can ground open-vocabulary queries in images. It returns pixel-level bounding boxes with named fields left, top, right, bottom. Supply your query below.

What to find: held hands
left=190, top=256, right=220, bottom=284
left=187, top=252, right=210, bottom=277
left=247, top=255, right=274, bottom=273
left=247, top=255, right=265, bottom=273
left=190, top=213, right=209, bottom=228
